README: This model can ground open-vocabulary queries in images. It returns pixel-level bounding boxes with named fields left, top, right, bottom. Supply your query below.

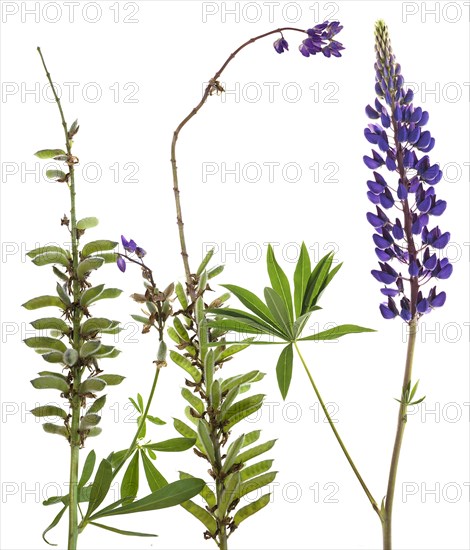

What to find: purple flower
left=136, top=247, right=147, bottom=258
left=364, top=21, right=452, bottom=322
left=117, top=256, right=126, bottom=273
left=292, top=21, right=344, bottom=58
left=273, top=37, right=289, bottom=54
left=121, top=235, right=136, bottom=253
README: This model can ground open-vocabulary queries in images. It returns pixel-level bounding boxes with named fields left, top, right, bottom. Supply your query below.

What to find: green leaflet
left=264, top=287, right=292, bottom=339
left=89, top=479, right=206, bottom=519
left=140, top=450, right=167, bottom=492
left=293, top=243, right=311, bottom=317
left=276, top=344, right=294, bottom=400
left=121, top=451, right=139, bottom=502
left=233, top=493, right=271, bottom=526
left=266, top=244, right=293, bottom=322
left=78, top=450, right=96, bottom=488
left=42, top=504, right=67, bottom=545
left=89, top=521, right=157, bottom=538
left=298, top=324, right=376, bottom=341
left=301, top=252, right=333, bottom=314
left=221, top=284, right=279, bottom=327
left=85, top=459, right=113, bottom=518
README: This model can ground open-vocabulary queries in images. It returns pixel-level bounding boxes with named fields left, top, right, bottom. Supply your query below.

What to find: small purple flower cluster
left=117, top=235, right=146, bottom=272
left=274, top=21, right=344, bottom=58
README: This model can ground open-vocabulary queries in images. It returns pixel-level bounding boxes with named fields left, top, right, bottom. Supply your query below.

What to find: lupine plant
left=209, top=20, right=453, bottom=550
left=364, top=20, right=452, bottom=548
left=24, top=49, right=205, bottom=549
left=148, top=20, right=349, bottom=550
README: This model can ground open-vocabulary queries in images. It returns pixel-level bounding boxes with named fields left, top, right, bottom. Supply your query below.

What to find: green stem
left=37, top=47, right=82, bottom=550
left=382, top=318, right=418, bottom=549
left=112, top=365, right=161, bottom=479
left=293, top=342, right=380, bottom=517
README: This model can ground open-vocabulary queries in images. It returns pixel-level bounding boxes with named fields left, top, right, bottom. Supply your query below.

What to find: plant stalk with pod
left=27, top=49, right=204, bottom=550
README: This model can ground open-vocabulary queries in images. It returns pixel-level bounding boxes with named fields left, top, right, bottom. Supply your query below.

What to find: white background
left=0, top=1, right=469, bottom=549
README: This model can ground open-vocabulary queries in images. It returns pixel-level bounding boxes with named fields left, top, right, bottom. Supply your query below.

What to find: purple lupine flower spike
left=364, top=21, right=452, bottom=322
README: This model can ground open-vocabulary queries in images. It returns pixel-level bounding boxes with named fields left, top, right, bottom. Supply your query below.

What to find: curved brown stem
left=170, top=27, right=307, bottom=298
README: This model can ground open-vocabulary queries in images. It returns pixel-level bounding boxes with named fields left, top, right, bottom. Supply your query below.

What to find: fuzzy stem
left=37, top=47, right=82, bottom=550
left=382, top=317, right=418, bottom=549
left=294, top=342, right=381, bottom=517
left=170, top=27, right=307, bottom=295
